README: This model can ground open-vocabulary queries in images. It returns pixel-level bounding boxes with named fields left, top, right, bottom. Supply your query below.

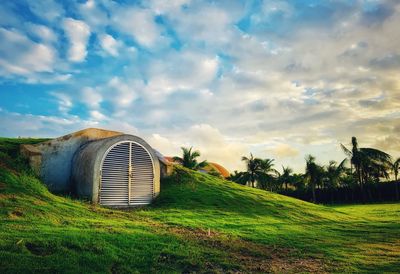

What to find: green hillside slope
left=0, top=138, right=399, bottom=273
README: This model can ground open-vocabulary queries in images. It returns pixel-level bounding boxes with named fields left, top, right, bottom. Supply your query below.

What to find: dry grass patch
left=167, top=226, right=329, bottom=273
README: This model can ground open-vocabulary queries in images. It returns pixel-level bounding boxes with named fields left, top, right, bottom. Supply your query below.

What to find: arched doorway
left=100, top=141, right=154, bottom=206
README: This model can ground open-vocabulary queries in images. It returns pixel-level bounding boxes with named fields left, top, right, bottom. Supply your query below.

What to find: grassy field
left=0, top=138, right=399, bottom=273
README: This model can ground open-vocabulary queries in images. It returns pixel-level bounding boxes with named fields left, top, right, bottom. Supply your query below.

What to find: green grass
left=0, top=138, right=399, bottom=273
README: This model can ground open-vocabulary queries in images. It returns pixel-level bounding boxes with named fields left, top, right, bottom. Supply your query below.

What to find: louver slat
left=100, top=141, right=154, bottom=206
left=130, top=143, right=154, bottom=205
left=100, top=142, right=129, bottom=206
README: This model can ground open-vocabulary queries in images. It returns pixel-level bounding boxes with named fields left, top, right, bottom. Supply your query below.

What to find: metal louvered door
left=100, top=142, right=130, bottom=206
left=130, top=143, right=154, bottom=205
left=100, top=141, right=154, bottom=206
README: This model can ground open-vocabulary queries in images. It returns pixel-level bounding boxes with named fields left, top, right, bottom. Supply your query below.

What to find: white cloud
left=111, top=7, right=163, bottom=48
left=267, top=144, right=299, bottom=159
left=148, top=133, right=179, bottom=156
left=0, top=28, right=56, bottom=76
left=105, top=120, right=138, bottom=134
left=165, top=3, right=241, bottom=48
left=28, top=0, right=64, bottom=22
left=89, top=110, right=107, bottom=121
left=148, top=124, right=249, bottom=172
left=24, top=73, right=72, bottom=84
left=0, top=109, right=86, bottom=138
left=251, top=0, right=293, bottom=24
left=81, top=87, right=102, bottom=109
left=25, top=23, right=57, bottom=43
left=49, top=92, right=72, bottom=114
left=144, top=50, right=219, bottom=97
left=63, top=18, right=91, bottom=62
left=375, top=134, right=400, bottom=153
left=107, top=77, right=137, bottom=108
left=77, top=0, right=109, bottom=30
left=148, top=0, right=190, bottom=15
left=98, top=33, right=120, bottom=56
left=0, top=108, right=140, bottom=139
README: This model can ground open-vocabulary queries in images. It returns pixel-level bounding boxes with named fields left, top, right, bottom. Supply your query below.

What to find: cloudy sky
left=1, top=0, right=400, bottom=172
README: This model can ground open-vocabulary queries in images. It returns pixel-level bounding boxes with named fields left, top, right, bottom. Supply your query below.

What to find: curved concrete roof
left=40, top=128, right=123, bottom=145
left=207, top=162, right=230, bottom=178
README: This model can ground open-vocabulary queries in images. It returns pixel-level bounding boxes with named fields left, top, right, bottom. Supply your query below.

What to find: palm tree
left=280, top=166, right=293, bottom=191
left=240, top=154, right=263, bottom=188
left=173, top=147, right=207, bottom=170
left=324, top=159, right=347, bottom=202
left=390, top=157, right=400, bottom=200
left=341, top=137, right=362, bottom=185
left=228, top=170, right=247, bottom=185
left=291, top=173, right=306, bottom=191
left=341, top=137, right=391, bottom=186
left=325, top=159, right=347, bottom=189
left=366, top=158, right=390, bottom=183
left=257, top=158, right=278, bottom=191
left=305, top=155, right=320, bottom=203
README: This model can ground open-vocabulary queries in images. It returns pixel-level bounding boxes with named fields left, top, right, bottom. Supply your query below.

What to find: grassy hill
left=0, top=138, right=399, bottom=273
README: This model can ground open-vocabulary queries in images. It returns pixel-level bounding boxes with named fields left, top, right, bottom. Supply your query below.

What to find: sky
left=0, top=0, right=400, bottom=173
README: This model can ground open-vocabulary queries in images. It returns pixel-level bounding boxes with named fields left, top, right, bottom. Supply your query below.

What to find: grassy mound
left=145, top=167, right=400, bottom=272
left=0, top=138, right=399, bottom=273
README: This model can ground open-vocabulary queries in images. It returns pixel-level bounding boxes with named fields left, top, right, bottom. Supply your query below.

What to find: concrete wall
left=153, top=150, right=174, bottom=178
left=159, top=161, right=174, bottom=178
left=21, top=128, right=123, bottom=192
left=20, top=144, right=42, bottom=175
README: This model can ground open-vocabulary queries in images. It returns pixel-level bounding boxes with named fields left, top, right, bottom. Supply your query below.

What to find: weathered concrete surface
left=20, top=144, right=42, bottom=175
left=21, top=128, right=123, bottom=192
left=154, top=150, right=174, bottom=178
left=71, top=135, right=161, bottom=204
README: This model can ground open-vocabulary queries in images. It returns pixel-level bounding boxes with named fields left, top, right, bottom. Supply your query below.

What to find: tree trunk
left=312, top=182, right=316, bottom=203
left=350, top=187, right=355, bottom=202
left=364, top=172, right=373, bottom=202
left=358, top=167, right=366, bottom=203
left=377, top=183, right=382, bottom=202
left=395, top=174, right=399, bottom=201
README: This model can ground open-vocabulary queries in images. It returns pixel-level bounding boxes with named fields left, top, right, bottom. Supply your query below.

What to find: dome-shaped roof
left=207, top=162, right=230, bottom=178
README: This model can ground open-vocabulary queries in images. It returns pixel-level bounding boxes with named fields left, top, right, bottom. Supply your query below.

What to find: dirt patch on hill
left=25, top=242, right=56, bottom=256
left=8, top=208, right=24, bottom=219
left=166, top=226, right=328, bottom=273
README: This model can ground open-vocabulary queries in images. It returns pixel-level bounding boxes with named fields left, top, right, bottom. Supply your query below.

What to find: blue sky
left=1, top=0, right=400, bottom=172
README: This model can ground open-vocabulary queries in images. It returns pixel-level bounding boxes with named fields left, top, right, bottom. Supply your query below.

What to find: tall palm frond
left=236, top=154, right=277, bottom=189
left=305, top=154, right=319, bottom=202
left=280, top=166, right=293, bottom=190
left=173, top=146, right=207, bottom=170
left=341, top=137, right=392, bottom=187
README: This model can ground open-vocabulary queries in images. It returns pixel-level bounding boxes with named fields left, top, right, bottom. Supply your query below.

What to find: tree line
left=173, top=137, right=400, bottom=204
left=229, top=137, right=399, bottom=203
